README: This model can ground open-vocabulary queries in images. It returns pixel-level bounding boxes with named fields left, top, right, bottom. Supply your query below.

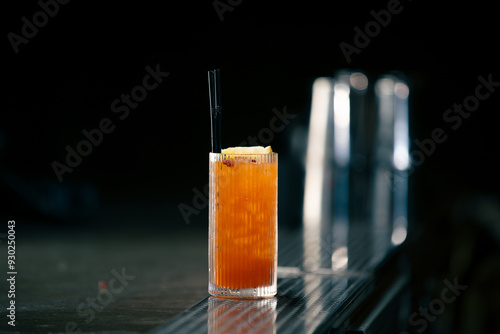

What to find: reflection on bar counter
left=208, top=297, right=277, bottom=333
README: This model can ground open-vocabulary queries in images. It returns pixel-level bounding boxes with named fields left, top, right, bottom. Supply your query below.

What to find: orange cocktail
left=209, top=152, right=277, bottom=298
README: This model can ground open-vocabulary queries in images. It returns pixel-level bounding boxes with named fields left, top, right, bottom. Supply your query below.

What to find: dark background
left=2, top=0, right=500, bottom=332
left=2, top=3, right=499, bottom=231
left=3, top=0, right=498, bottom=225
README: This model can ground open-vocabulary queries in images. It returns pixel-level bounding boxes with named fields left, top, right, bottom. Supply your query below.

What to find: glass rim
left=209, top=152, right=278, bottom=156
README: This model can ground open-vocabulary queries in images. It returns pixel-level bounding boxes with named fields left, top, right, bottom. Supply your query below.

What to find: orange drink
left=209, top=150, right=277, bottom=298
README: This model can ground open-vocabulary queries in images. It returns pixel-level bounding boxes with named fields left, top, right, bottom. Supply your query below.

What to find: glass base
left=209, top=284, right=277, bottom=299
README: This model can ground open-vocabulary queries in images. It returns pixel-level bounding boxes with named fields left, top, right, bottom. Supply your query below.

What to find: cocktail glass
left=209, top=152, right=278, bottom=298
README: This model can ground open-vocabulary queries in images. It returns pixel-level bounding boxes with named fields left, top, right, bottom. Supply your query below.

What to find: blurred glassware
left=302, top=70, right=410, bottom=272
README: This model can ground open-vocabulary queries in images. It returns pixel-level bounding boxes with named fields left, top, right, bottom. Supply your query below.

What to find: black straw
left=208, top=69, right=222, bottom=153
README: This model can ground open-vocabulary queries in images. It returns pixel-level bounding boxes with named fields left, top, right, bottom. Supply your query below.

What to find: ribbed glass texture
left=209, top=153, right=278, bottom=298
